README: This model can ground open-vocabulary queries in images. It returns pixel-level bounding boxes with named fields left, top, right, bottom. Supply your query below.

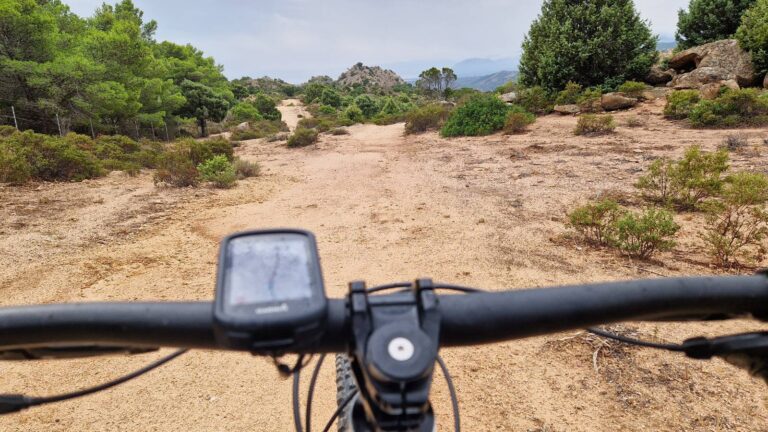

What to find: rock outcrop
left=499, top=92, right=518, bottom=103
left=646, top=65, right=677, bottom=85
left=601, top=93, right=637, bottom=111
left=336, top=63, right=405, bottom=90
left=668, top=39, right=757, bottom=89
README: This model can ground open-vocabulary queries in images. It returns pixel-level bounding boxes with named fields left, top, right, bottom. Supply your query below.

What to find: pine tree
left=677, top=0, right=756, bottom=49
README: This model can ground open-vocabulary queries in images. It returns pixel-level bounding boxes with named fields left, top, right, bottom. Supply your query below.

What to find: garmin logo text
left=255, top=303, right=289, bottom=314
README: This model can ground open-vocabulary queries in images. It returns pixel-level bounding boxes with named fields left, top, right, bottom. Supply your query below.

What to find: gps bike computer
left=213, top=229, right=328, bottom=353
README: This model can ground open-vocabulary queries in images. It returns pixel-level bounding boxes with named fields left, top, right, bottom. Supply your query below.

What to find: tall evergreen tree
left=676, top=0, right=756, bottom=49
left=519, top=0, right=657, bottom=91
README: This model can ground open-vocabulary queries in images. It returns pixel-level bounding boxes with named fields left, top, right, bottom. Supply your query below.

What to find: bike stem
left=346, top=279, right=440, bottom=431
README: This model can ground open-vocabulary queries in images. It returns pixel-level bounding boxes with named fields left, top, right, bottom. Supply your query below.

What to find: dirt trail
left=279, top=98, right=310, bottom=131
left=1, top=100, right=767, bottom=431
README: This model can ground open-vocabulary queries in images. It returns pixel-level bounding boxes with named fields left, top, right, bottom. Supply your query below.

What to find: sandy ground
left=1, top=98, right=768, bottom=431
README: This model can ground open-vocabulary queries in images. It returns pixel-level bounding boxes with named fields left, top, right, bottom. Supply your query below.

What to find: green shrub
left=568, top=199, right=624, bottom=245
left=615, top=208, right=680, bottom=259
left=404, top=104, right=451, bottom=134
left=736, top=0, right=768, bottom=75
left=519, top=0, right=657, bottom=90
left=230, top=102, right=264, bottom=123
left=617, top=81, right=647, bottom=98
left=186, top=137, right=233, bottom=165
left=555, top=82, right=583, bottom=105
left=6, top=131, right=103, bottom=181
left=0, top=141, right=32, bottom=184
left=198, top=155, right=237, bottom=188
left=503, top=106, right=536, bottom=134
left=0, top=126, right=17, bottom=137
left=319, top=88, right=342, bottom=108
left=688, top=89, right=768, bottom=127
left=441, top=94, right=510, bottom=137
left=701, top=171, right=768, bottom=267
left=664, top=90, right=701, bottom=119
left=287, top=128, right=319, bottom=148
left=229, top=130, right=260, bottom=141
left=679, top=0, right=757, bottom=49
left=229, top=120, right=288, bottom=141
left=317, top=105, right=337, bottom=116
left=577, top=88, right=603, bottom=113
left=330, top=128, right=350, bottom=135
left=635, top=146, right=729, bottom=210
left=233, top=158, right=260, bottom=179
left=153, top=144, right=199, bottom=187
left=343, top=105, right=365, bottom=123
left=574, top=114, right=615, bottom=136
left=625, top=116, right=645, bottom=127
left=354, top=95, right=379, bottom=118
left=517, top=86, right=554, bottom=114
left=252, top=94, right=282, bottom=121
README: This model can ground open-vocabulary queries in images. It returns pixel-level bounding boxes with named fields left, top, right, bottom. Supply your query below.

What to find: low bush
left=153, top=144, right=199, bottom=187
left=234, top=158, right=260, bottom=179
left=517, top=86, right=553, bottom=115
left=404, top=104, right=451, bottom=134
left=1, top=131, right=103, bottom=182
left=625, top=116, right=645, bottom=128
left=0, top=126, right=17, bottom=137
left=441, top=94, right=510, bottom=137
left=617, top=81, right=647, bottom=98
left=722, top=134, right=750, bottom=152
left=555, top=82, right=583, bottom=105
left=574, top=114, right=615, bottom=136
left=330, top=128, right=350, bottom=135
left=230, top=130, right=260, bottom=141
left=568, top=199, right=623, bottom=246
left=701, top=172, right=768, bottom=268
left=252, top=94, right=282, bottom=121
left=354, top=95, right=379, bottom=118
left=635, top=146, right=729, bottom=210
left=503, top=106, right=535, bottom=134
left=316, top=105, right=337, bottom=116
left=287, top=128, right=319, bottom=148
left=229, top=120, right=289, bottom=141
left=688, top=89, right=768, bottom=127
left=229, top=102, right=264, bottom=124
left=615, top=208, right=680, bottom=259
left=198, top=155, right=237, bottom=188
left=664, top=90, right=701, bottom=119
left=0, top=142, right=32, bottom=184
left=343, top=105, right=365, bottom=123
left=577, top=88, right=603, bottom=113
left=319, top=88, right=342, bottom=108
left=188, top=137, right=233, bottom=165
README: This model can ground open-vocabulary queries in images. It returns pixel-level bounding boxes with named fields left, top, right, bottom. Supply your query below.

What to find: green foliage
left=354, top=95, right=379, bottom=118
left=229, top=120, right=289, bottom=141
left=574, top=115, right=616, bottom=136
left=617, top=81, right=647, bottom=98
left=154, top=144, right=199, bottom=187
left=404, top=104, right=452, bottom=134
left=635, top=146, right=729, bottom=209
left=688, top=89, right=768, bottom=127
left=343, top=105, right=365, bottom=123
left=495, top=81, right=519, bottom=95
left=186, top=137, right=233, bottom=165
left=736, top=0, right=768, bottom=75
left=664, top=90, right=701, bottom=119
left=701, top=172, right=768, bottom=267
left=302, top=82, right=328, bottom=104
left=251, top=94, right=281, bottom=121
left=441, top=95, right=510, bottom=137
left=0, top=0, right=231, bottom=137
left=677, top=0, right=757, bottom=49
left=555, top=82, right=583, bottom=105
left=503, top=106, right=536, bottom=134
left=330, top=128, right=350, bottom=136
left=287, top=128, right=319, bottom=148
left=233, top=157, right=260, bottom=179
left=229, top=102, right=263, bottom=124
left=577, top=88, right=604, bottom=113
left=0, top=130, right=102, bottom=182
left=615, top=208, right=680, bottom=258
left=568, top=199, right=623, bottom=245
left=519, top=0, right=658, bottom=91
left=517, top=86, right=554, bottom=114
left=317, top=105, right=337, bottom=116
left=197, top=155, right=236, bottom=188
left=319, top=88, right=342, bottom=108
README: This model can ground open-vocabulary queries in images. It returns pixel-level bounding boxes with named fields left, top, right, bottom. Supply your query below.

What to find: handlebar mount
left=346, top=279, right=440, bottom=431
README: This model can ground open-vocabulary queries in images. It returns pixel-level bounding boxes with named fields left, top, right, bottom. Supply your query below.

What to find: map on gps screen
left=225, top=233, right=314, bottom=307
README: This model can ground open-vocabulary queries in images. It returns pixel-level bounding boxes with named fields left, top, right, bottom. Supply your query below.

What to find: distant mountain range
left=452, top=70, right=518, bottom=91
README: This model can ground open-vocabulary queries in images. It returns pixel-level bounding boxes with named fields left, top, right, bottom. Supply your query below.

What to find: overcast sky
left=66, top=0, right=689, bottom=83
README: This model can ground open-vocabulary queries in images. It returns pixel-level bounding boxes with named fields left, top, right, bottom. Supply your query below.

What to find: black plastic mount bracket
left=347, top=279, right=440, bottom=431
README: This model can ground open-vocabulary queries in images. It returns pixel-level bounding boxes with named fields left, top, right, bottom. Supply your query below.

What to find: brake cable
left=0, top=349, right=188, bottom=414
left=587, top=327, right=685, bottom=352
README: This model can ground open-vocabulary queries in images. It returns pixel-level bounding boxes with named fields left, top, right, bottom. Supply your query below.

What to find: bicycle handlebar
left=0, top=275, right=765, bottom=354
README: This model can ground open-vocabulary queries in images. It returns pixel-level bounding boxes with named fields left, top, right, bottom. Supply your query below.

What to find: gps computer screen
left=223, top=233, right=315, bottom=309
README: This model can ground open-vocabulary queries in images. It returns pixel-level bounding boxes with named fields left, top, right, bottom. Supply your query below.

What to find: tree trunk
left=199, top=117, right=208, bottom=137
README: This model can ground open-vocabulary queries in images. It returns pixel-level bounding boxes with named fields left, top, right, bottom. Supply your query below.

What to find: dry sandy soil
left=1, top=98, right=767, bottom=431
